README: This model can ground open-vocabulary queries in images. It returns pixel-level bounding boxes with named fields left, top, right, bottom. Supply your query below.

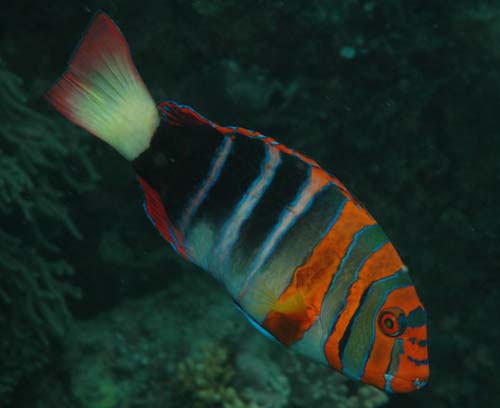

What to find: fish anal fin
left=138, top=176, right=188, bottom=259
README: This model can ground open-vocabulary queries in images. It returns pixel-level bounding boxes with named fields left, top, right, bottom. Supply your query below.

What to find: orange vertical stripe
left=324, top=243, right=403, bottom=369
left=262, top=200, right=376, bottom=345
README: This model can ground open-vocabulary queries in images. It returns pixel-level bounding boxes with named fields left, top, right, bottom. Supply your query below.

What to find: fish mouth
left=384, top=374, right=428, bottom=393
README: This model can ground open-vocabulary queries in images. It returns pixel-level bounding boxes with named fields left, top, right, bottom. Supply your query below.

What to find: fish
left=46, top=12, right=429, bottom=393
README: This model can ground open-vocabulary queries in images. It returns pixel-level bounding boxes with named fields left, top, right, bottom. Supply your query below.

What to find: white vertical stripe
left=212, top=145, right=281, bottom=280
left=179, top=136, right=233, bottom=233
left=238, top=168, right=326, bottom=300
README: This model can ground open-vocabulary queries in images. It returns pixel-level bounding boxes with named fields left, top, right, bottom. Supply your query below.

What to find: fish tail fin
left=45, top=12, right=159, bottom=161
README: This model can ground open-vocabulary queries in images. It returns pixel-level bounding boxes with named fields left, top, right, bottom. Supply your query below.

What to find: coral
left=175, top=339, right=290, bottom=408
left=174, top=338, right=291, bottom=408
left=234, top=336, right=290, bottom=408
left=175, top=343, right=256, bottom=408
left=0, top=58, right=97, bottom=404
left=283, top=351, right=388, bottom=408
left=51, top=273, right=387, bottom=408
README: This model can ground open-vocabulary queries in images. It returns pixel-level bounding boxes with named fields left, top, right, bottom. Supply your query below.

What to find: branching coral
left=0, top=58, right=97, bottom=404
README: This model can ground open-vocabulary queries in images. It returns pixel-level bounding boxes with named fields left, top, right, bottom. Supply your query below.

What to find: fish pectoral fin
left=272, top=292, right=310, bottom=320
left=262, top=292, right=319, bottom=346
left=240, top=280, right=280, bottom=317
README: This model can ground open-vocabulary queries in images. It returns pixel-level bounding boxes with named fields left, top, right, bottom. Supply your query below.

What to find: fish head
left=351, top=267, right=429, bottom=393
left=324, top=265, right=429, bottom=393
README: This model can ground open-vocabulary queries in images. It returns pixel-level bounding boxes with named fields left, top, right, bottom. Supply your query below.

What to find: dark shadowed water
left=1, top=1, right=499, bottom=407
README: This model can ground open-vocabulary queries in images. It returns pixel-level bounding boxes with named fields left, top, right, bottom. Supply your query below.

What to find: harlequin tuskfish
left=46, top=12, right=429, bottom=393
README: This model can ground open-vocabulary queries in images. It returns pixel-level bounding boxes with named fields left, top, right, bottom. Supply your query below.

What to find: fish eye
left=378, top=307, right=407, bottom=337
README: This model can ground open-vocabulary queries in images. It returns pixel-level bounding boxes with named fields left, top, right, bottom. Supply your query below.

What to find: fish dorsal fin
left=233, top=300, right=280, bottom=344
left=158, top=100, right=214, bottom=128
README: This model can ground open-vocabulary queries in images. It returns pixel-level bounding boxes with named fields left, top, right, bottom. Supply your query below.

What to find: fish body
left=46, top=12, right=429, bottom=393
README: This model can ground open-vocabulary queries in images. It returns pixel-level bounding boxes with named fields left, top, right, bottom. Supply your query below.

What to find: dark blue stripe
left=408, top=356, right=429, bottom=366
left=407, top=307, right=427, bottom=328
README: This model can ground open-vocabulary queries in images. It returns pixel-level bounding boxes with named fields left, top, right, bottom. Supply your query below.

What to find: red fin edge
left=69, top=13, right=135, bottom=76
left=158, top=101, right=215, bottom=128
left=138, top=176, right=189, bottom=260
left=46, top=12, right=142, bottom=127
left=157, top=101, right=356, bottom=203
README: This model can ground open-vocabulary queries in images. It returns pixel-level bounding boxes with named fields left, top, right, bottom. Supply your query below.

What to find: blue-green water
left=1, top=1, right=498, bottom=407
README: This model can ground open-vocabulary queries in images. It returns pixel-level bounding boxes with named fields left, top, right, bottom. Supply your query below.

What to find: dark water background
left=1, top=1, right=499, bottom=407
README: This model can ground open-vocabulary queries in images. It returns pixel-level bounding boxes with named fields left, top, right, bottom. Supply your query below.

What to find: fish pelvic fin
left=45, top=12, right=159, bottom=161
